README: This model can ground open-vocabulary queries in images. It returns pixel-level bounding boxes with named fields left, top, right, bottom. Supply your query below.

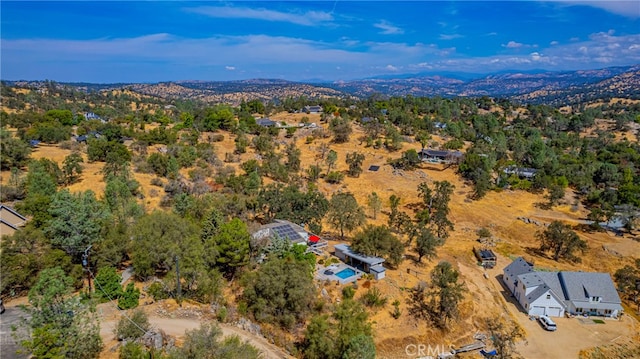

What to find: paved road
left=0, top=306, right=29, bottom=359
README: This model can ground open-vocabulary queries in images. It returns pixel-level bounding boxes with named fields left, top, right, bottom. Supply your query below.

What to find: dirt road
left=100, top=312, right=295, bottom=359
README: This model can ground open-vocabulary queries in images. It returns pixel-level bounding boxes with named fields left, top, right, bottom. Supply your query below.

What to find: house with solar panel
left=252, top=219, right=326, bottom=250
left=503, top=257, right=623, bottom=318
left=418, top=149, right=464, bottom=164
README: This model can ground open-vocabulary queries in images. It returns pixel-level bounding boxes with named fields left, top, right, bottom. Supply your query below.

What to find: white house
left=503, top=257, right=623, bottom=318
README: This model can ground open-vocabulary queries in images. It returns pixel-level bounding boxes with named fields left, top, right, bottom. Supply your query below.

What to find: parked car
left=538, top=315, right=557, bottom=331
left=0, top=299, right=5, bottom=314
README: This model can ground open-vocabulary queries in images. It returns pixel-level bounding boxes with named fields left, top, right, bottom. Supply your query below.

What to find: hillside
left=1, top=83, right=639, bottom=359
left=5, top=65, right=640, bottom=107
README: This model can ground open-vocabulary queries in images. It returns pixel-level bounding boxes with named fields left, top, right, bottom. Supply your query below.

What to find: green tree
left=366, top=192, right=382, bottom=220
left=417, top=181, right=455, bottom=239
left=130, top=211, right=198, bottom=279
left=351, top=225, right=404, bottom=267
left=409, top=261, right=466, bottom=328
left=94, top=267, right=122, bottom=302
left=306, top=164, right=322, bottom=182
left=285, top=143, right=302, bottom=172
left=327, top=192, right=366, bottom=240
left=346, top=152, right=365, bottom=177
left=330, top=117, right=352, bottom=143
left=0, top=128, right=31, bottom=170
left=302, top=315, right=337, bottom=359
left=257, top=183, right=328, bottom=233
left=118, top=283, right=140, bottom=310
left=115, top=309, right=150, bottom=341
left=241, top=258, right=316, bottom=329
left=1, top=226, right=48, bottom=296
left=302, top=299, right=375, bottom=359
left=205, top=218, right=251, bottom=279
left=62, top=152, right=84, bottom=185
left=166, top=323, right=260, bottom=359
left=17, top=267, right=103, bottom=359
left=45, top=109, right=74, bottom=125
left=415, top=227, right=441, bottom=262
left=326, top=149, right=338, bottom=174
left=485, top=316, right=526, bottom=359
left=614, top=259, right=640, bottom=312
left=547, top=184, right=565, bottom=207
left=46, top=190, right=109, bottom=257
left=537, top=221, right=588, bottom=262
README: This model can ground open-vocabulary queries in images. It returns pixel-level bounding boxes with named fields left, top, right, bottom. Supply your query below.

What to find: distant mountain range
left=5, top=65, right=640, bottom=106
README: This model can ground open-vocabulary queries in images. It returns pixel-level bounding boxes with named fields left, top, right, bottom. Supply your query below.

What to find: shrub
left=209, top=133, right=225, bottom=142
left=118, top=283, right=140, bottom=310
left=360, top=287, right=387, bottom=308
left=150, top=177, right=163, bottom=187
left=119, top=341, right=149, bottom=359
left=342, top=286, right=356, bottom=300
left=115, top=309, right=150, bottom=341
left=325, top=171, right=344, bottom=184
left=216, top=306, right=228, bottom=323
left=477, top=227, right=492, bottom=238
left=94, top=267, right=122, bottom=302
left=391, top=300, right=402, bottom=319
left=147, top=282, right=169, bottom=301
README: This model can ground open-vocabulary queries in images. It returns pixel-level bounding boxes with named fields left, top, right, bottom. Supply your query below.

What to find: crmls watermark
left=405, top=343, right=455, bottom=358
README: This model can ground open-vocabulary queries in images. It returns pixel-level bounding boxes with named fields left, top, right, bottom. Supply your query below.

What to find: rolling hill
left=4, top=65, right=639, bottom=106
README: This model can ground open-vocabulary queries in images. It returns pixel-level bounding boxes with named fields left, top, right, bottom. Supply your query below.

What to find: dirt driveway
left=98, top=303, right=295, bottom=359
left=514, top=314, right=636, bottom=358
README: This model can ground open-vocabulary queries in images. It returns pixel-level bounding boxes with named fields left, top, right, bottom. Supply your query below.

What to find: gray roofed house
left=503, top=257, right=623, bottom=318
left=559, top=272, right=623, bottom=314
left=334, top=244, right=386, bottom=279
left=256, top=118, right=277, bottom=127
left=503, top=165, right=538, bottom=179
left=303, top=105, right=323, bottom=114
left=418, top=149, right=464, bottom=164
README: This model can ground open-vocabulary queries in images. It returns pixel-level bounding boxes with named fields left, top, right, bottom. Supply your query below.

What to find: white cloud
left=439, top=33, right=464, bottom=40
left=374, top=20, right=404, bottom=35
left=503, top=41, right=524, bottom=48
left=550, top=41, right=559, bottom=46
left=2, top=30, right=639, bottom=82
left=184, top=6, right=334, bottom=26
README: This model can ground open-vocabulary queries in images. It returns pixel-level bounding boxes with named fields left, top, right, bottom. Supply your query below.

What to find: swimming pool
left=335, top=267, right=356, bottom=279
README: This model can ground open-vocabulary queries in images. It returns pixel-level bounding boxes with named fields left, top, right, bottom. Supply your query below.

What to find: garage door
left=547, top=307, right=562, bottom=317
left=530, top=306, right=545, bottom=316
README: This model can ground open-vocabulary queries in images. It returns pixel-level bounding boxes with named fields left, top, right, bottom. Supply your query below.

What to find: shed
left=474, top=247, right=497, bottom=268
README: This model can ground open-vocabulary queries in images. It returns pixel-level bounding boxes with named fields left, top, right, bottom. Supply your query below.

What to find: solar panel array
left=272, top=224, right=303, bottom=241
left=368, top=165, right=380, bottom=172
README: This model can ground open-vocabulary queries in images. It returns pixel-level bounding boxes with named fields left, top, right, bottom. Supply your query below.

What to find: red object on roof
left=308, top=235, right=320, bottom=243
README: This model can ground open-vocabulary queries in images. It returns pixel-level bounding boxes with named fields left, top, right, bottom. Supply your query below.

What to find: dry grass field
left=2, top=111, right=638, bottom=358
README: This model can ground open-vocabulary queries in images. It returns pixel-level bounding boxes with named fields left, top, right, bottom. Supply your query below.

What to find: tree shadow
left=534, top=201, right=553, bottom=210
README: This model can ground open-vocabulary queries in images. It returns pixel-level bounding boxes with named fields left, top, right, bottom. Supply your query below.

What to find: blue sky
left=1, top=1, right=639, bottom=83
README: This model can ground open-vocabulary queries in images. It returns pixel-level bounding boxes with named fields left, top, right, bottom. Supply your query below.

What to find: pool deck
left=315, top=263, right=364, bottom=284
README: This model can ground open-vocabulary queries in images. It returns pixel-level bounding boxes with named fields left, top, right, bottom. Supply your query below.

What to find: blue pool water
left=336, top=268, right=356, bottom=279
